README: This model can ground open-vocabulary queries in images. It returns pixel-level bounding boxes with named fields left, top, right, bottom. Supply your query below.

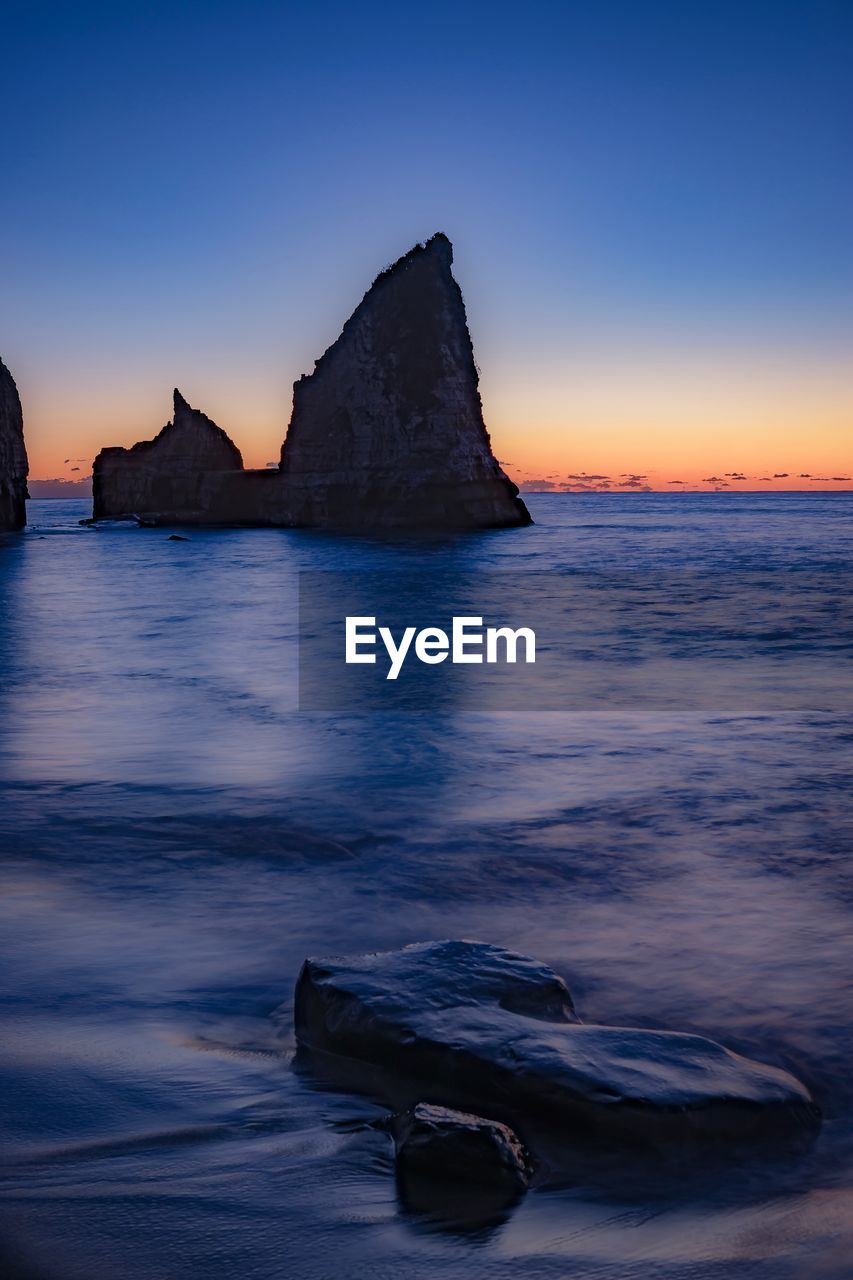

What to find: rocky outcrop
left=0, top=357, right=28, bottom=531
left=93, top=390, right=244, bottom=522
left=293, top=940, right=818, bottom=1143
left=392, top=1102, right=530, bottom=1192
left=279, top=233, right=530, bottom=529
left=89, top=236, right=531, bottom=530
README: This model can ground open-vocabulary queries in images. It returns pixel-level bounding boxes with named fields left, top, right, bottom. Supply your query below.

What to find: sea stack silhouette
left=91, top=234, right=531, bottom=530
left=93, top=390, right=244, bottom=523
left=0, top=357, right=29, bottom=531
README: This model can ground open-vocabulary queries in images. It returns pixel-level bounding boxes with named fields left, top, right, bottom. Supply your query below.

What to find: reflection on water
left=1, top=494, right=852, bottom=1278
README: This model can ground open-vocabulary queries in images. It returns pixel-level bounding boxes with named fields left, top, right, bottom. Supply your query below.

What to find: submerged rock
left=93, top=389, right=244, bottom=522
left=392, top=1102, right=529, bottom=1192
left=0, top=357, right=28, bottom=531
left=294, top=940, right=818, bottom=1143
left=90, top=236, right=531, bottom=530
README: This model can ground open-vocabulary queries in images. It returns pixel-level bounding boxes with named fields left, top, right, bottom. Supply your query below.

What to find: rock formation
left=0, top=357, right=28, bottom=531
left=293, top=940, right=819, bottom=1143
left=392, top=1103, right=530, bottom=1193
left=90, top=235, right=531, bottom=530
left=93, top=389, right=244, bottom=522
left=279, top=233, right=530, bottom=529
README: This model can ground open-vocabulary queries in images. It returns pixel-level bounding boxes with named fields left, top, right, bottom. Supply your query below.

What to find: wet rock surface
left=0, top=357, right=28, bottom=531
left=294, top=940, right=818, bottom=1143
left=90, top=236, right=531, bottom=530
left=392, top=1102, right=530, bottom=1191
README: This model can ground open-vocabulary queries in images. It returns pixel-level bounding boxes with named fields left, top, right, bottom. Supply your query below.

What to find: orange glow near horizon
left=18, top=350, right=853, bottom=494
left=484, top=349, right=853, bottom=492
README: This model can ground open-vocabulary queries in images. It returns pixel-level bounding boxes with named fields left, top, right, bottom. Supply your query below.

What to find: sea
left=1, top=493, right=852, bottom=1279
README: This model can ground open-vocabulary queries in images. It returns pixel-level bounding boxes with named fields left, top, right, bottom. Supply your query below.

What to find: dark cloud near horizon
left=513, top=470, right=851, bottom=496
left=28, top=476, right=93, bottom=499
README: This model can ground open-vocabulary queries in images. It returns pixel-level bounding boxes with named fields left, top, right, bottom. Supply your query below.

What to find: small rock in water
left=168, top=534, right=189, bottom=541
left=392, top=1102, right=529, bottom=1192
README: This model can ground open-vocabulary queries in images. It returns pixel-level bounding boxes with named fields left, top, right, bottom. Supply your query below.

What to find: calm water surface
left=1, top=494, right=852, bottom=1279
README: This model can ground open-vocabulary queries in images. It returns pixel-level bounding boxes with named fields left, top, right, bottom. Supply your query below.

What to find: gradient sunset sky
left=2, top=0, right=851, bottom=491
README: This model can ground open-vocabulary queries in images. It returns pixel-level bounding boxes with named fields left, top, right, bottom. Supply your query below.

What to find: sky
left=2, top=0, right=851, bottom=492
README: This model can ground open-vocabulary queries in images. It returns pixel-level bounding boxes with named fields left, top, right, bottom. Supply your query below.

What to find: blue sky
left=2, top=0, right=851, bottom=484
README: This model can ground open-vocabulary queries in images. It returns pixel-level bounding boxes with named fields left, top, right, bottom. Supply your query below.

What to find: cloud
left=518, top=478, right=560, bottom=491
left=28, top=476, right=93, bottom=499
left=667, top=479, right=686, bottom=484
left=773, top=473, right=789, bottom=478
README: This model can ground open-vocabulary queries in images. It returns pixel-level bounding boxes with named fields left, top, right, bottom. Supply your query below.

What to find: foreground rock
left=90, top=235, right=531, bottom=530
left=93, top=389, right=244, bottom=522
left=0, top=357, right=28, bottom=531
left=294, top=940, right=818, bottom=1143
left=393, top=1102, right=529, bottom=1192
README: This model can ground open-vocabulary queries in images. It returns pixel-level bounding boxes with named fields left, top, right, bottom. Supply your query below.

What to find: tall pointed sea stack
left=280, top=233, right=530, bottom=529
left=93, top=389, right=244, bottom=521
left=0, top=357, right=29, bottom=531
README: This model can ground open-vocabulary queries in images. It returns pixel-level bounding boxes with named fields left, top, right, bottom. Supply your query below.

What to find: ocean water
left=1, top=493, right=852, bottom=1279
